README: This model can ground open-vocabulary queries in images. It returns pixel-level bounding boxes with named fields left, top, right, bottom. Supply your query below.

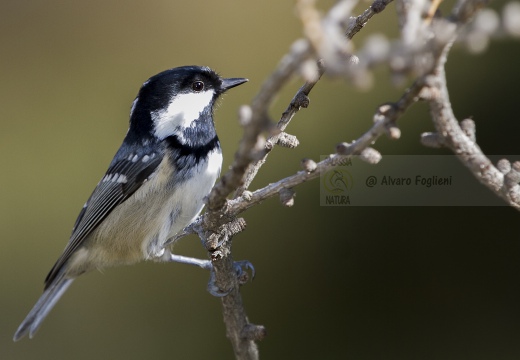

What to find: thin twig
left=236, top=0, right=394, bottom=197
left=425, top=0, right=520, bottom=208
left=188, top=1, right=515, bottom=359
left=346, top=0, right=394, bottom=39
left=229, top=75, right=427, bottom=216
left=235, top=60, right=326, bottom=197
left=198, top=2, right=395, bottom=359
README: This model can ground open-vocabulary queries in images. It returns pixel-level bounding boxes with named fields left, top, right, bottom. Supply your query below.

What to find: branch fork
left=168, top=0, right=520, bottom=359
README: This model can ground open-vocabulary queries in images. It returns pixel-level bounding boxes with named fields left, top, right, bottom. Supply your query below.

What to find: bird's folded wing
left=44, top=147, right=163, bottom=287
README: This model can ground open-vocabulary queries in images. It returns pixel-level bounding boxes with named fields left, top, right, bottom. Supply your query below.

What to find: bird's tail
left=13, top=274, right=74, bottom=341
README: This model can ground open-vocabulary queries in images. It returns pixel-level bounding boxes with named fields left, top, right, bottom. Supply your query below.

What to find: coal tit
left=14, top=66, right=248, bottom=341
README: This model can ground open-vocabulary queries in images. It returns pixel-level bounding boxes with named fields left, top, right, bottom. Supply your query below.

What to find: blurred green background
left=2, top=1, right=520, bottom=359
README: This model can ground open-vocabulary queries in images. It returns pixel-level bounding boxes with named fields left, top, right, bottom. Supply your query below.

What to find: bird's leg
left=159, top=250, right=255, bottom=297
left=165, top=253, right=212, bottom=270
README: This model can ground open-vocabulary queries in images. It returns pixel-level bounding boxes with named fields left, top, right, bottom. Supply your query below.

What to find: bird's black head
left=127, top=66, right=248, bottom=143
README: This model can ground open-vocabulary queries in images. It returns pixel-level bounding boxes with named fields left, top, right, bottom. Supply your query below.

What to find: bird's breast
left=84, top=148, right=222, bottom=268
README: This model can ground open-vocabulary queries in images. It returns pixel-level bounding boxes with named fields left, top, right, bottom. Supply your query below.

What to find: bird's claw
left=234, top=260, right=255, bottom=284
left=206, top=260, right=255, bottom=297
left=207, top=271, right=230, bottom=297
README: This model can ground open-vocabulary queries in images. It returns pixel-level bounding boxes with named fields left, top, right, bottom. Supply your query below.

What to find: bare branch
left=183, top=1, right=520, bottom=359
left=235, top=60, right=325, bottom=197
left=426, top=66, right=520, bottom=207
left=206, top=37, right=312, bottom=214
left=197, top=2, right=396, bottom=359
left=346, top=0, right=393, bottom=39
left=236, top=0, right=394, bottom=197
left=225, top=0, right=507, bottom=217
left=227, top=75, right=427, bottom=216
left=425, top=37, right=520, bottom=208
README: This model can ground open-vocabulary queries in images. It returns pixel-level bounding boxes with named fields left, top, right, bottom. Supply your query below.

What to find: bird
left=13, top=65, right=248, bottom=341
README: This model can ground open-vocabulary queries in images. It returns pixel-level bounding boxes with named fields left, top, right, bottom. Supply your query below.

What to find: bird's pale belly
left=68, top=153, right=220, bottom=274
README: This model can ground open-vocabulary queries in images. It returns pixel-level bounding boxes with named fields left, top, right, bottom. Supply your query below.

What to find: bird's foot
left=162, top=252, right=255, bottom=297
left=206, top=260, right=255, bottom=297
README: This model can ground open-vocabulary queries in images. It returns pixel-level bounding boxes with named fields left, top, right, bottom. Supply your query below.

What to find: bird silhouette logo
left=323, top=169, right=353, bottom=194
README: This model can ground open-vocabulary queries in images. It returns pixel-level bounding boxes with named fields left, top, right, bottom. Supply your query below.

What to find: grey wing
left=44, top=151, right=162, bottom=287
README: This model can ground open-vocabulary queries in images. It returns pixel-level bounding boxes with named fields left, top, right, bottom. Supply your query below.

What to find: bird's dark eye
left=192, top=81, right=204, bottom=92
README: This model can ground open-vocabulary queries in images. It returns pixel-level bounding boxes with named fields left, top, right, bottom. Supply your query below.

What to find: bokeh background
left=2, top=1, right=520, bottom=359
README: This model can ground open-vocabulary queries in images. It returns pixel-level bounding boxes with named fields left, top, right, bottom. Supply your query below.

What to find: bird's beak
left=221, top=77, right=249, bottom=91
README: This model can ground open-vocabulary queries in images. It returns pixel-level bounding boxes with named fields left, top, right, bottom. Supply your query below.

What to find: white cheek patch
left=151, top=90, right=214, bottom=140
left=206, top=149, right=223, bottom=177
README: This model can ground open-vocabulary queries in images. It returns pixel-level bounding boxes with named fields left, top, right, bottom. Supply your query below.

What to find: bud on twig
left=385, top=123, right=401, bottom=140
left=276, top=132, right=300, bottom=148
left=279, top=188, right=295, bottom=207
left=373, top=103, right=395, bottom=123
left=505, top=162, right=520, bottom=188
left=460, top=118, right=476, bottom=142
left=301, top=158, right=317, bottom=173
left=497, top=159, right=511, bottom=174
left=420, top=132, right=444, bottom=148
left=242, top=190, right=253, bottom=201
left=359, top=147, right=382, bottom=164
left=336, top=142, right=351, bottom=155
